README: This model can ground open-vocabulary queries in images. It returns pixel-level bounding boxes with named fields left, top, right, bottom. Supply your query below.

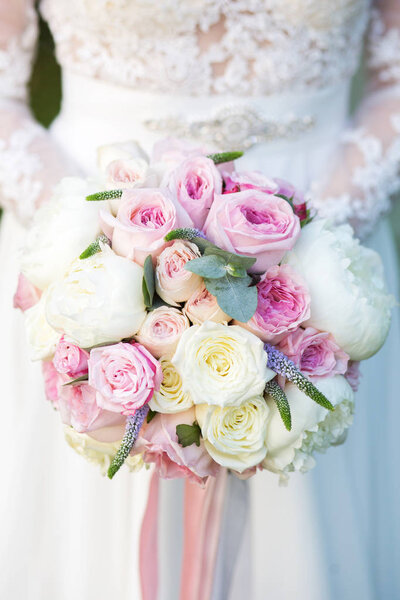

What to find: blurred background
left=26, top=13, right=400, bottom=273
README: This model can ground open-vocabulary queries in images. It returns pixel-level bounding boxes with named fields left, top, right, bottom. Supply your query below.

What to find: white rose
left=284, top=219, right=393, bottom=360
left=20, top=177, right=104, bottom=290
left=25, top=292, right=60, bottom=360
left=45, top=247, right=146, bottom=348
left=172, top=321, right=275, bottom=407
left=97, top=141, right=149, bottom=172
left=149, top=357, right=193, bottom=413
left=196, top=396, right=269, bottom=472
left=263, top=375, right=354, bottom=475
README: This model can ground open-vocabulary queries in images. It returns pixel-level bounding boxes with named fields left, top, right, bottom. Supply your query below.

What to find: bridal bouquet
left=15, top=138, right=393, bottom=482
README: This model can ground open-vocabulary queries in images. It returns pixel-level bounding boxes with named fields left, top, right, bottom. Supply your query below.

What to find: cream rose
left=283, top=220, right=393, bottom=360
left=45, top=247, right=146, bottom=348
left=25, top=292, right=60, bottom=360
left=155, top=241, right=201, bottom=306
left=172, top=321, right=274, bottom=407
left=183, top=284, right=230, bottom=325
left=263, top=375, right=354, bottom=475
left=196, top=396, right=269, bottom=472
left=136, top=307, right=190, bottom=359
left=149, top=357, right=193, bottom=413
left=20, top=177, right=103, bottom=290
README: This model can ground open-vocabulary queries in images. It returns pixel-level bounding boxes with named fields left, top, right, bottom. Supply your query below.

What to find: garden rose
left=98, top=140, right=148, bottom=172
left=223, top=170, right=279, bottom=194
left=13, top=274, right=41, bottom=312
left=45, top=247, right=146, bottom=348
left=135, top=408, right=219, bottom=484
left=25, top=293, right=60, bottom=360
left=236, top=264, right=310, bottom=342
left=100, top=188, right=192, bottom=266
left=196, top=396, right=269, bottom=472
left=278, top=327, right=349, bottom=379
left=20, top=177, right=103, bottom=290
left=88, top=342, right=163, bottom=415
left=53, top=336, right=89, bottom=378
left=166, top=156, right=223, bottom=229
left=172, top=321, right=274, bottom=407
left=263, top=376, right=354, bottom=475
left=136, top=307, right=190, bottom=359
left=183, top=284, right=230, bottom=325
left=155, top=241, right=201, bottom=306
left=204, top=190, right=300, bottom=272
left=149, top=357, right=193, bottom=414
left=42, top=361, right=60, bottom=404
left=151, top=137, right=207, bottom=167
left=284, top=220, right=393, bottom=360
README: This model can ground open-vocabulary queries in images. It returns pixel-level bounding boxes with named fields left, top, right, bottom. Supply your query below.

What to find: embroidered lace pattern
left=40, top=0, right=370, bottom=96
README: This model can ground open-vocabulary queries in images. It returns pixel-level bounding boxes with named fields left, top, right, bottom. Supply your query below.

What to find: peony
left=135, top=307, right=190, bottom=359
left=283, top=220, right=393, bottom=360
left=172, top=321, right=274, bottom=407
left=204, top=190, right=300, bottom=272
left=25, top=292, right=60, bottom=360
left=149, top=357, right=193, bottom=413
left=183, top=284, right=230, bottom=325
left=100, top=188, right=192, bottom=266
left=223, top=170, right=279, bottom=194
left=45, top=247, right=146, bottom=348
left=236, top=264, right=310, bottom=342
left=166, top=156, right=223, bottom=229
left=20, top=177, right=103, bottom=290
left=196, top=396, right=269, bottom=472
left=135, top=408, right=219, bottom=484
left=88, top=342, right=163, bottom=415
left=278, top=327, right=349, bottom=379
left=53, top=336, right=89, bottom=378
left=263, top=375, right=354, bottom=475
left=13, top=274, right=41, bottom=312
left=155, top=241, right=201, bottom=306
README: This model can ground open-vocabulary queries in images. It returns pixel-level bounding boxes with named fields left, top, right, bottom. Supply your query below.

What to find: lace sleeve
left=0, top=0, right=75, bottom=224
left=311, top=0, right=400, bottom=239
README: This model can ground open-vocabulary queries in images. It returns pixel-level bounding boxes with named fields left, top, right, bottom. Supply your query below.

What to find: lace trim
left=0, top=6, right=38, bottom=101
left=41, top=0, right=369, bottom=96
left=0, top=122, right=43, bottom=223
left=368, top=8, right=400, bottom=85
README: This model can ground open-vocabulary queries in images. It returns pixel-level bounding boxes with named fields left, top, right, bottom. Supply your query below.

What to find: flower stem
left=108, top=405, right=149, bottom=480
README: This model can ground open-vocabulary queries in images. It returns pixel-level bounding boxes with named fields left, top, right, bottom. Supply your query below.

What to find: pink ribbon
left=139, top=471, right=160, bottom=600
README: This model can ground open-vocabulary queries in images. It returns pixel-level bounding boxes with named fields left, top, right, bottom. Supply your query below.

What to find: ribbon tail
left=179, top=468, right=229, bottom=600
left=140, top=471, right=160, bottom=600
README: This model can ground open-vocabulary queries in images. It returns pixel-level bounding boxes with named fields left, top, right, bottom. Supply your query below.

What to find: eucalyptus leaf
left=63, top=375, right=89, bottom=387
left=226, top=263, right=248, bottom=278
left=86, top=189, right=123, bottom=202
left=176, top=422, right=202, bottom=448
left=204, top=274, right=258, bottom=322
left=185, top=254, right=227, bottom=279
left=142, top=255, right=155, bottom=308
left=207, top=151, right=244, bottom=165
left=204, top=246, right=256, bottom=270
left=147, top=409, right=157, bottom=424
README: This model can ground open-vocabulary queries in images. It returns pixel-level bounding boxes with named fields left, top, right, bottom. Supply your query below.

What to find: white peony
left=284, top=219, right=393, bottom=360
left=25, top=292, right=60, bottom=360
left=20, top=177, right=104, bottom=290
left=45, top=246, right=146, bottom=348
left=172, top=321, right=274, bottom=407
left=263, top=375, right=354, bottom=475
left=196, top=396, right=269, bottom=472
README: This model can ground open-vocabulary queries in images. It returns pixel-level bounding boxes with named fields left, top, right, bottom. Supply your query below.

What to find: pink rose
left=88, top=342, right=163, bottom=415
left=204, top=190, right=300, bottom=272
left=53, top=336, right=89, bottom=378
left=345, top=361, right=361, bottom=392
left=278, top=327, right=349, bottom=379
left=155, top=241, right=201, bottom=306
left=58, top=382, right=124, bottom=434
left=42, top=361, right=60, bottom=405
left=223, top=171, right=279, bottom=195
left=237, top=265, right=310, bottom=343
left=100, top=188, right=192, bottom=266
left=135, top=408, right=219, bottom=485
left=184, top=284, right=230, bottom=325
left=13, top=273, right=41, bottom=312
left=136, top=307, right=190, bottom=359
left=167, top=156, right=223, bottom=229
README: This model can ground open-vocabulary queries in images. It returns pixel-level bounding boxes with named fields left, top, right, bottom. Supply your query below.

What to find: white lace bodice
left=40, top=0, right=370, bottom=96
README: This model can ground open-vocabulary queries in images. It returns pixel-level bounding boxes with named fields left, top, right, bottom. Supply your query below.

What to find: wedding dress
left=0, top=1, right=399, bottom=599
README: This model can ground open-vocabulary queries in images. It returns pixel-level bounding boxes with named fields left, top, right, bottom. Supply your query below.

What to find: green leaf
left=142, top=255, right=155, bottom=308
left=204, top=274, right=258, bottom=322
left=265, top=379, right=292, bottom=431
left=203, top=246, right=256, bottom=270
left=63, top=375, right=89, bottom=386
left=275, top=193, right=294, bottom=208
left=80, top=234, right=110, bottom=260
left=164, top=228, right=201, bottom=243
left=300, top=209, right=313, bottom=228
left=147, top=409, right=157, bottom=424
left=226, top=263, right=248, bottom=278
left=176, top=422, right=202, bottom=447
left=207, top=151, right=244, bottom=165
left=185, top=254, right=227, bottom=279
left=86, top=189, right=123, bottom=202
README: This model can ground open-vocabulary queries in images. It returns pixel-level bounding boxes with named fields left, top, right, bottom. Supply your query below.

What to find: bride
left=0, top=1, right=399, bottom=599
